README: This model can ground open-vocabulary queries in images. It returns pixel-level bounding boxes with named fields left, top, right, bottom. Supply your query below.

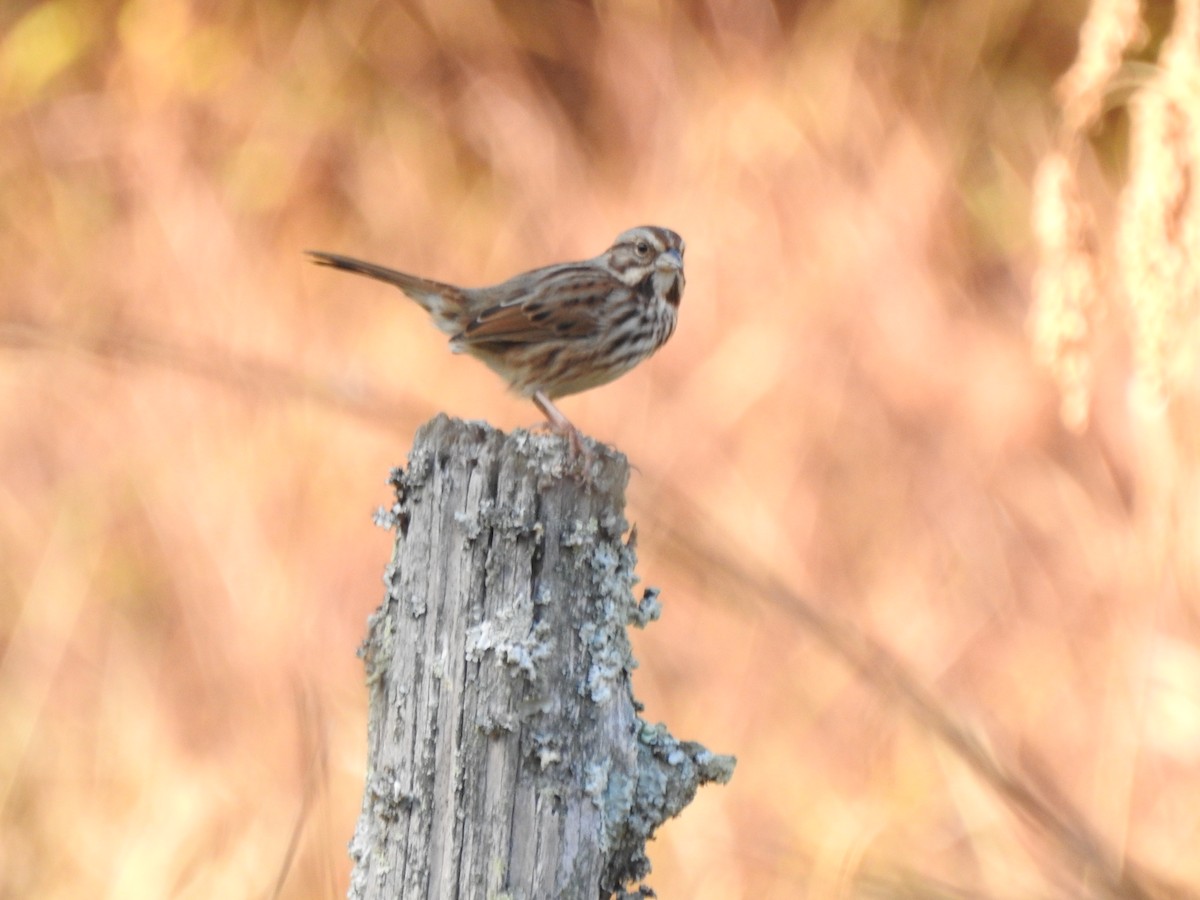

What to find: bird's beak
left=658, top=249, right=684, bottom=272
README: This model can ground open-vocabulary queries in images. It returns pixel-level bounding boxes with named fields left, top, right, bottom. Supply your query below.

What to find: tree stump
left=347, top=415, right=735, bottom=900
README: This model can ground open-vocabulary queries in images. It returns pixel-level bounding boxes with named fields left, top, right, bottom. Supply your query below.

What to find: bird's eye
left=635, top=240, right=650, bottom=256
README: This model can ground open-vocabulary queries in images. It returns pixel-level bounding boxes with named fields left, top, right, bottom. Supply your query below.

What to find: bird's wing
left=457, top=266, right=623, bottom=345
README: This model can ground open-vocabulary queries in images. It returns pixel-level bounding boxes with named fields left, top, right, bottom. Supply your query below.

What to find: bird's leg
left=532, top=390, right=585, bottom=458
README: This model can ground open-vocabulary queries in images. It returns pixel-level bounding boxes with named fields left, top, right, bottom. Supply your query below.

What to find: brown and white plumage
left=308, top=226, right=685, bottom=445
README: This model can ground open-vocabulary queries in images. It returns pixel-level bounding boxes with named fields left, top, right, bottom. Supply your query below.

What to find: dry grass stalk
left=1031, top=152, right=1104, bottom=431
left=1059, top=0, right=1144, bottom=134
left=1035, top=0, right=1200, bottom=430
left=1117, top=0, right=1200, bottom=412
left=1030, top=0, right=1141, bottom=430
left=1115, top=0, right=1200, bottom=620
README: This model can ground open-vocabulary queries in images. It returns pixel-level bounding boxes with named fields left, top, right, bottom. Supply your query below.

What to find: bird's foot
left=531, top=391, right=599, bottom=481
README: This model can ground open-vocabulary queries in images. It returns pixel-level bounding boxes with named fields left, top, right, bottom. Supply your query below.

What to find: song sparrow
left=308, top=226, right=685, bottom=450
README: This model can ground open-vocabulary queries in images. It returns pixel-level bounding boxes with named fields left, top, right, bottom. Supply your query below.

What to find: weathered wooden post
left=346, top=415, right=734, bottom=899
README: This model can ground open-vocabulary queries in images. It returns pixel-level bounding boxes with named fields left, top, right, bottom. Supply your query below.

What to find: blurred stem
left=0, top=317, right=425, bottom=425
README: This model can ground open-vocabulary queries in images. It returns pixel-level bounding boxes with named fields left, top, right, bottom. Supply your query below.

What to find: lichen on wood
left=348, top=415, right=734, bottom=900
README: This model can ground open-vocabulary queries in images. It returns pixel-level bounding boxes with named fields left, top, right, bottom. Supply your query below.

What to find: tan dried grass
left=1030, top=0, right=1141, bottom=430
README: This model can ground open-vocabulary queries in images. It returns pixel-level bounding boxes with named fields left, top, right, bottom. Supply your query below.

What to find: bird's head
left=605, top=225, right=685, bottom=307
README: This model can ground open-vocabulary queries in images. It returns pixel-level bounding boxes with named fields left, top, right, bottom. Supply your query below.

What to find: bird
left=307, top=226, right=685, bottom=454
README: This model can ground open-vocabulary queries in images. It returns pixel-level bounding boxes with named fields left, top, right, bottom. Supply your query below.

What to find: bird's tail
left=306, top=250, right=467, bottom=333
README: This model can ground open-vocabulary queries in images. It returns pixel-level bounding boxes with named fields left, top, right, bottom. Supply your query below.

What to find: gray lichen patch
left=453, top=501, right=491, bottom=543
left=466, top=616, right=553, bottom=680
left=505, top=427, right=631, bottom=495
left=600, top=723, right=737, bottom=893
left=629, top=587, right=662, bottom=628
left=578, top=616, right=633, bottom=705
left=586, top=756, right=635, bottom=850
left=561, top=516, right=601, bottom=549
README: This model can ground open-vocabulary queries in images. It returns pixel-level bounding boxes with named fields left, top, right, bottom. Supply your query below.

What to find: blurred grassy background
left=3, top=0, right=1199, bottom=897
